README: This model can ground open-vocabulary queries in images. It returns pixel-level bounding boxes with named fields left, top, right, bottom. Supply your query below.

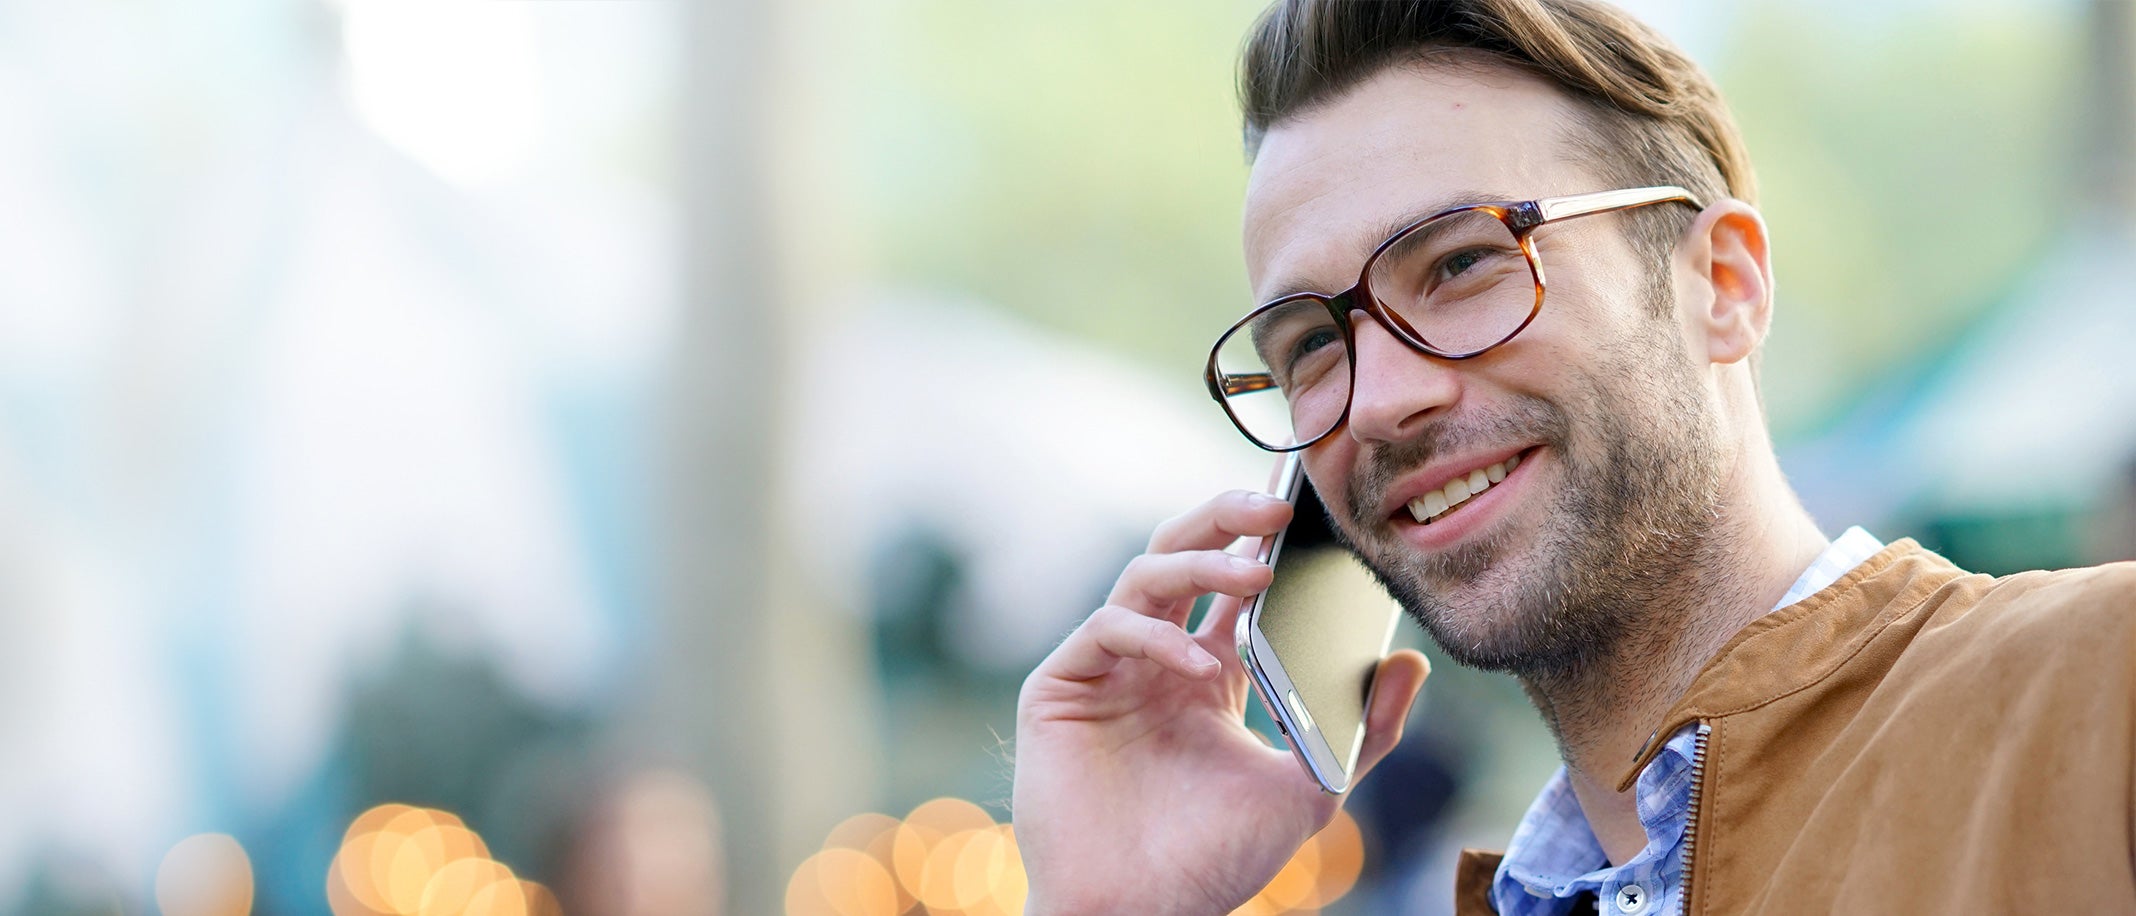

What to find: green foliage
left=827, top=0, right=1269, bottom=379
left=1718, top=2, right=2081, bottom=437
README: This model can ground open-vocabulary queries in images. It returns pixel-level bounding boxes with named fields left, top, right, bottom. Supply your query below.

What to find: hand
left=1012, top=489, right=1431, bottom=915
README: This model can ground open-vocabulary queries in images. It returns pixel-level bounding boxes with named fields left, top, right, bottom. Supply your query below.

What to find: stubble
left=1338, top=315, right=1731, bottom=682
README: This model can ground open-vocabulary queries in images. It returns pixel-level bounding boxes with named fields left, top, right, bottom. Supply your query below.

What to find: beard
left=1337, top=309, right=1730, bottom=681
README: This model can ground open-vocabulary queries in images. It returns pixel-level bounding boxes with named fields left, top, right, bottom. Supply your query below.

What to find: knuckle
left=1108, top=556, right=1150, bottom=598
left=1018, top=667, right=1046, bottom=701
left=1141, top=614, right=1180, bottom=641
left=1066, top=607, right=1113, bottom=646
left=1205, top=547, right=1248, bottom=573
left=1212, top=491, right=1254, bottom=523
left=1112, top=556, right=1166, bottom=601
left=1147, top=511, right=1192, bottom=548
left=1090, top=604, right=1145, bottom=635
left=1186, top=552, right=1228, bottom=587
left=1087, top=603, right=1127, bottom=629
left=1149, top=490, right=1252, bottom=549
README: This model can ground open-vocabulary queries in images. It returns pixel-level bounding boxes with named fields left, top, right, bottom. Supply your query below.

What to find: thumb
left=1352, top=649, right=1430, bottom=782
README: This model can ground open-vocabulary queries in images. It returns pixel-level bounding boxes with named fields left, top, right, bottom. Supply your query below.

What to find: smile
left=1406, top=453, right=1522, bottom=525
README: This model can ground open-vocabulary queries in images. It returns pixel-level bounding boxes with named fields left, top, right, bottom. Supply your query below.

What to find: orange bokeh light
left=788, top=848, right=900, bottom=916
left=823, top=812, right=902, bottom=853
left=417, top=857, right=514, bottom=916
left=345, top=805, right=420, bottom=846
left=155, top=833, right=255, bottom=916
left=519, top=881, right=564, bottom=916
left=1231, top=809, right=1368, bottom=915
left=903, top=798, right=994, bottom=836
left=1259, top=835, right=1321, bottom=911
left=464, top=874, right=528, bottom=916
left=915, top=827, right=981, bottom=911
left=328, top=859, right=384, bottom=916
left=339, top=831, right=398, bottom=914
left=799, top=799, right=1050, bottom=916
left=329, top=803, right=542, bottom=916
left=1301, top=810, right=1364, bottom=910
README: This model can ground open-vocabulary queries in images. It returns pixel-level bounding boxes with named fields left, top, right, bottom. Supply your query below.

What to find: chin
left=1410, top=581, right=1551, bottom=671
left=1373, top=532, right=1614, bottom=677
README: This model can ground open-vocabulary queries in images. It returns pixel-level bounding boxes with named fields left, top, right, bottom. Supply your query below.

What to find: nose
left=1343, top=309, right=1462, bottom=443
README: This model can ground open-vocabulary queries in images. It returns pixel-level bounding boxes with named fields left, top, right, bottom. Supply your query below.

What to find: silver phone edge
left=1231, top=454, right=1380, bottom=796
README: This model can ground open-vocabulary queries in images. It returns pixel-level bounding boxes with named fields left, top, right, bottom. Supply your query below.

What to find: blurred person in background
left=2095, top=458, right=2136, bottom=565
left=562, top=769, right=725, bottom=916
left=1012, top=0, right=2136, bottom=913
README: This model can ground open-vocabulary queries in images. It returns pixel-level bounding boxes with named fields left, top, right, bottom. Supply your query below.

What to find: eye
left=1287, top=326, right=1340, bottom=366
left=1437, top=247, right=1493, bottom=279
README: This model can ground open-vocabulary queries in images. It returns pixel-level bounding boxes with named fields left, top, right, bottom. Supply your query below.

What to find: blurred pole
left=2083, top=0, right=2135, bottom=221
left=646, top=0, right=879, bottom=913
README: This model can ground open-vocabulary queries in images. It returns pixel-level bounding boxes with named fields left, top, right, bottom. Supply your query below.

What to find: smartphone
left=1234, top=452, right=1403, bottom=795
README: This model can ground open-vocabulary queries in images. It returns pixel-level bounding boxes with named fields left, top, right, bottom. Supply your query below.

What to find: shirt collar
left=1778, top=526, right=1885, bottom=608
left=1489, top=527, right=1884, bottom=913
left=1493, top=726, right=1703, bottom=911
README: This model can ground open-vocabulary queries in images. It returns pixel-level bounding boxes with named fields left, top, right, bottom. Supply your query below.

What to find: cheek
left=1487, top=302, right=1596, bottom=396
left=1300, top=445, right=1359, bottom=522
left=1533, top=236, right=1657, bottom=339
left=1518, top=276, right=1676, bottom=391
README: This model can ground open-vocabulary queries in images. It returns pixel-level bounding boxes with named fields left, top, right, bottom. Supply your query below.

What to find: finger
left=1148, top=490, right=1293, bottom=554
left=1191, top=593, right=1246, bottom=640
left=1041, top=605, right=1224, bottom=683
left=1193, top=573, right=1266, bottom=643
left=1352, top=650, right=1431, bottom=782
left=1108, top=550, right=1273, bottom=620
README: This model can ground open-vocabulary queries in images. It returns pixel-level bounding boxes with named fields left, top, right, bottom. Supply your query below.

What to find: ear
left=1679, top=200, right=1774, bottom=366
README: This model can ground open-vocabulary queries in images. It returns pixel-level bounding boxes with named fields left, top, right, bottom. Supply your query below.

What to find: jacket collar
left=1614, top=539, right=1965, bottom=791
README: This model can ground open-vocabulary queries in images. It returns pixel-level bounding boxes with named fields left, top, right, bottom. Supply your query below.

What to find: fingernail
left=1188, top=646, right=1220, bottom=671
left=1247, top=492, right=1280, bottom=508
left=1227, top=554, right=1258, bottom=572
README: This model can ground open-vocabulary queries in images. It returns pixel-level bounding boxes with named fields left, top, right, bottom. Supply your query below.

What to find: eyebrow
left=1258, top=188, right=1514, bottom=302
left=1246, top=297, right=1328, bottom=354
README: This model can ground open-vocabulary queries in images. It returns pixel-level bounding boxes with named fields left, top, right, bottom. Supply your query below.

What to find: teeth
left=1444, top=477, right=1470, bottom=503
left=1404, top=454, right=1524, bottom=525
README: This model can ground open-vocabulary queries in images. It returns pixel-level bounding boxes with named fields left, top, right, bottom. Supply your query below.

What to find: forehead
left=1243, top=61, right=1596, bottom=299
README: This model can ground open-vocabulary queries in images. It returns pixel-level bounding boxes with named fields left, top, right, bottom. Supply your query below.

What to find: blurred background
left=1, top=0, right=2130, bottom=913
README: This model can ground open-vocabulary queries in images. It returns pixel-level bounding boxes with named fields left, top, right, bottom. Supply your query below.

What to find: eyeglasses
left=1205, top=186, right=1705, bottom=452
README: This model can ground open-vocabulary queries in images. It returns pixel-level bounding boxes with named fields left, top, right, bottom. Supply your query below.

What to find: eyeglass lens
left=1212, top=208, right=1536, bottom=449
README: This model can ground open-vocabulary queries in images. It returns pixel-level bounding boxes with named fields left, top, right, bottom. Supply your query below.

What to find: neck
left=1523, top=441, right=1828, bottom=862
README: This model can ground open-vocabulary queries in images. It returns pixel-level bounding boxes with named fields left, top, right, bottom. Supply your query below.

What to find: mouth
left=1399, top=448, right=1536, bottom=527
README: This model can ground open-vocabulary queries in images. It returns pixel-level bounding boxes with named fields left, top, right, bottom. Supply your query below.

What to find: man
left=1011, top=1, right=2136, bottom=913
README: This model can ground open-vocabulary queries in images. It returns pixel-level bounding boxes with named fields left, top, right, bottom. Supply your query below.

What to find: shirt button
left=1615, top=884, right=1650, bottom=914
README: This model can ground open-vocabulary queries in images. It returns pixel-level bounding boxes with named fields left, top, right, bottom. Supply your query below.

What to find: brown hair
left=1239, top=0, right=1755, bottom=267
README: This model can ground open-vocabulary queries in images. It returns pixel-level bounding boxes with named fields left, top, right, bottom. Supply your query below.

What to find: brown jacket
left=1454, top=541, right=2136, bottom=914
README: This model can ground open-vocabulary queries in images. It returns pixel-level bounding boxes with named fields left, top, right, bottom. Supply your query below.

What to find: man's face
left=1244, top=62, right=1731, bottom=676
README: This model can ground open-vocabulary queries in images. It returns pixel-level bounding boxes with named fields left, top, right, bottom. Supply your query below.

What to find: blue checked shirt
left=1489, top=527, right=1886, bottom=916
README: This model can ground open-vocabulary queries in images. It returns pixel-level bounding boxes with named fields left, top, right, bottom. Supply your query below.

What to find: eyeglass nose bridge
left=1329, top=281, right=1466, bottom=361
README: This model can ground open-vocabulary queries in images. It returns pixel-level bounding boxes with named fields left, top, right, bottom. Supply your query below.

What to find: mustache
left=1345, top=396, right=1571, bottom=529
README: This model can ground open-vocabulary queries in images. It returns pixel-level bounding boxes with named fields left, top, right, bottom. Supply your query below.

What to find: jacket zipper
left=1676, top=722, right=1712, bottom=915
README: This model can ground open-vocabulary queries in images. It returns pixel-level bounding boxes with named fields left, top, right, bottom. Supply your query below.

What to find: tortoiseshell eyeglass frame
left=1205, top=185, right=1707, bottom=452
